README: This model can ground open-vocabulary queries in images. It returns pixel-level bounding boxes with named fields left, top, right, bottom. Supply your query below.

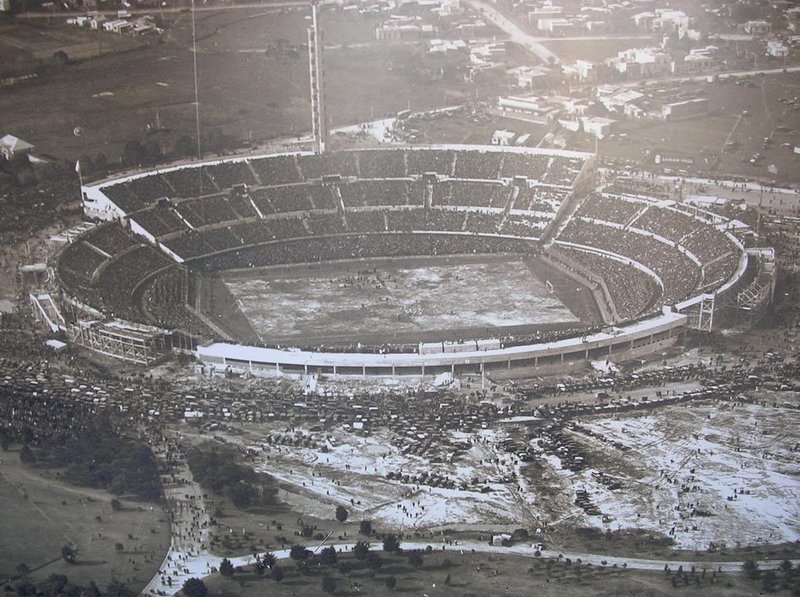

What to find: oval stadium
left=54, top=144, right=772, bottom=378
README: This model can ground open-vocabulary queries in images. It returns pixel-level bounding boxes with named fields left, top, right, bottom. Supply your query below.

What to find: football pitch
left=222, top=255, right=581, bottom=345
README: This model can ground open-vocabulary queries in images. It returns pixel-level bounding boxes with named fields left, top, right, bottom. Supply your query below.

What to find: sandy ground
left=224, top=255, right=578, bottom=342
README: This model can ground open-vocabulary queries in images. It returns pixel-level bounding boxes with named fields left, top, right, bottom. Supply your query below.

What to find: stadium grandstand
left=50, top=145, right=772, bottom=374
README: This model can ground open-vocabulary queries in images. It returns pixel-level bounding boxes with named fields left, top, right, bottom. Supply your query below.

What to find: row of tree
left=186, top=444, right=279, bottom=509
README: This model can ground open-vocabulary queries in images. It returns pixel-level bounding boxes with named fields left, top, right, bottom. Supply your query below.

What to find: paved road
left=465, top=0, right=560, bottom=65
left=141, top=536, right=799, bottom=595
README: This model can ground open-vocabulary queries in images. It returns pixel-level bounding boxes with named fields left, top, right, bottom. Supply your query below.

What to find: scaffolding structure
left=67, top=319, right=170, bottom=365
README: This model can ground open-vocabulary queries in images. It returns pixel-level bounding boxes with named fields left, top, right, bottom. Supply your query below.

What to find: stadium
left=47, top=144, right=774, bottom=378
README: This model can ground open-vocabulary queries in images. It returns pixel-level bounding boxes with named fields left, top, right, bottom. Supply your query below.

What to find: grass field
left=0, top=449, right=170, bottom=592
left=0, top=6, right=495, bottom=167
left=201, top=549, right=767, bottom=597
left=222, top=255, right=580, bottom=345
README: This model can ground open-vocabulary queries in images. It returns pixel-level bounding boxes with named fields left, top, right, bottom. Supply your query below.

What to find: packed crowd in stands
left=558, top=219, right=701, bottom=304
left=195, top=234, right=534, bottom=273
left=142, top=267, right=215, bottom=337
left=99, top=148, right=588, bottom=214
left=632, top=205, right=704, bottom=241
left=56, top=150, right=750, bottom=355
left=434, top=181, right=509, bottom=208
left=574, top=194, right=741, bottom=291
left=515, top=185, right=568, bottom=213
left=579, top=193, right=643, bottom=225
left=558, top=247, right=661, bottom=320
left=340, top=179, right=421, bottom=208
left=602, top=177, right=673, bottom=201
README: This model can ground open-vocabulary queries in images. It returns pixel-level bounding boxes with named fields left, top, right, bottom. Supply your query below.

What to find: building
left=496, top=95, right=560, bottom=124
left=660, top=98, right=708, bottom=120
left=607, top=47, right=670, bottom=77
left=507, top=65, right=552, bottom=89
left=562, top=59, right=596, bottom=81
left=672, top=46, right=718, bottom=74
left=0, top=134, right=34, bottom=160
left=581, top=116, right=616, bottom=139
left=491, top=130, right=516, bottom=145
left=744, top=20, right=771, bottom=35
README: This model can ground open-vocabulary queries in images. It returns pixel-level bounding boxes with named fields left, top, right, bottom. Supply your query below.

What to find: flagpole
left=75, top=160, right=83, bottom=203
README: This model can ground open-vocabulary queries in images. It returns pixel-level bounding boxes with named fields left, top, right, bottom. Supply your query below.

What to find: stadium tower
left=308, top=0, right=327, bottom=154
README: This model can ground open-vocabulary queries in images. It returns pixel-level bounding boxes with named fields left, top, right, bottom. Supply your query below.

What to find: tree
left=318, top=546, right=338, bottom=566
left=321, top=575, right=336, bottom=594
left=289, top=544, right=311, bottom=561
left=761, top=570, right=778, bottom=593
left=122, top=141, right=149, bottom=167
left=182, top=578, right=208, bottom=597
left=19, top=445, right=35, bottom=466
left=61, top=543, right=77, bottom=564
left=271, top=566, right=285, bottom=582
left=353, top=540, right=370, bottom=560
left=359, top=520, right=372, bottom=535
left=105, top=579, right=135, bottom=597
left=383, top=534, right=401, bottom=553
left=110, top=498, right=123, bottom=511
left=407, top=551, right=424, bottom=568
left=385, top=576, right=397, bottom=589
left=262, top=552, right=277, bottom=569
left=335, top=505, right=349, bottom=523
left=219, top=558, right=235, bottom=577
left=366, top=552, right=383, bottom=570
left=41, top=574, right=68, bottom=595
left=743, top=559, right=760, bottom=580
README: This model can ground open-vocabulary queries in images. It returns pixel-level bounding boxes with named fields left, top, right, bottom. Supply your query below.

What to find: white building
left=0, top=134, right=34, bottom=160
left=562, top=59, right=595, bottom=81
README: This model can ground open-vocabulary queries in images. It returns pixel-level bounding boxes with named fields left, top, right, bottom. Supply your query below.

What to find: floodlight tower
left=308, top=0, right=327, bottom=154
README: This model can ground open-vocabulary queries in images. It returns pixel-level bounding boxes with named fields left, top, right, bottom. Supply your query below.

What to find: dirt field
left=177, top=384, right=799, bottom=566
left=542, top=38, right=653, bottom=63
left=599, top=74, right=800, bottom=183
left=0, top=449, right=170, bottom=591
left=541, top=397, right=800, bottom=551
left=222, top=255, right=581, bottom=345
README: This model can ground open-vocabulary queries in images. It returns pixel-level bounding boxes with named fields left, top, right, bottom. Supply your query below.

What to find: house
left=103, top=19, right=133, bottom=33
left=607, top=47, right=670, bottom=77
left=0, top=134, right=34, bottom=160
left=581, top=116, right=616, bottom=139
left=743, top=20, right=771, bottom=35
left=562, top=59, right=595, bottom=81
left=491, top=130, right=516, bottom=146
left=660, top=98, right=708, bottom=120
left=507, top=65, right=552, bottom=89
left=496, top=95, right=561, bottom=124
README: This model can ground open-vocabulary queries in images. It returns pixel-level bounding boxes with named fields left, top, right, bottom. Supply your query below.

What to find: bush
left=219, top=558, right=235, bottom=577
left=383, top=534, right=400, bottom=553
left=321, top=576, right=336, bottom=594
left=181, top=578, right=208, bottom=597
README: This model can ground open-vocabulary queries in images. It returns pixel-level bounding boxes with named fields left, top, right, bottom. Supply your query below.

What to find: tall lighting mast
left=308, top=0, right=327, bottom=154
